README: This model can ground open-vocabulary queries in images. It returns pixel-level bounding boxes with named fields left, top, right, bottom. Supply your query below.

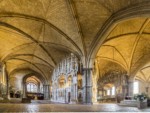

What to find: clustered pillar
left=128, top=80, right=134, bottom=97
left=22, top=82, right=27, bottom=98
left=2, top=63, right=10, bottom=100
left=82, top=68, right=92, bottom=104
left=43, top=84, right=50, bottom=100
left=70, top=76, right=78, bottom=104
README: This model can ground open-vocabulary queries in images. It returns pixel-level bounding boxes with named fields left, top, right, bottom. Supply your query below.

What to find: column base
left=82, top=102, right=93, bottom=105
left=0, top=97, right=3, bottom=100
left=44, top=98, right=50, bottom=100
left=3, top=98, right=10, bottom=100
left=3, top=95, right=10, bottom=100
left=69, top=100, right=78, bottom=104
left=92, top=102, right=99, bottom=104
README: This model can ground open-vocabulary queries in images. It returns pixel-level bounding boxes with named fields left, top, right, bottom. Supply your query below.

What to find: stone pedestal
left=137, top=101, right=147, bottom=109
left=120, top=100, right=138, bottom=107
left=70, top=99, right=77, bottom=104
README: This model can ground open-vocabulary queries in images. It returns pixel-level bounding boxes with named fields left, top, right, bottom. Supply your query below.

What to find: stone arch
left=22, top=72, right=46, bottom=98
left=84, top=4, right=150, bottom=103
left=88, top=2, right=150, bottom=69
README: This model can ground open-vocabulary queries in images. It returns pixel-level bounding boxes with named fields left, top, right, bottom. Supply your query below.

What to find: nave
left=0, top=100, right=147, bottom=112
left=0, top=0, right=150, bottom=112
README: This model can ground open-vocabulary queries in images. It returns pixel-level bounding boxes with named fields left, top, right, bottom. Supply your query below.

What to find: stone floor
left=0, top=100, right=149, bottom=112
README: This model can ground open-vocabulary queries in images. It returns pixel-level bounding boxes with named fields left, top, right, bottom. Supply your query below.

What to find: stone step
left=119, top=100, right=138, bottom=107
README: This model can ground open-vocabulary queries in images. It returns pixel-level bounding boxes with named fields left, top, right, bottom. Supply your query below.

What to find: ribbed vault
left=26, top=76, right=41, bottom=85
left=0, top=0, right=149, bottom=82
left=96, top=17, right=150, bottom=83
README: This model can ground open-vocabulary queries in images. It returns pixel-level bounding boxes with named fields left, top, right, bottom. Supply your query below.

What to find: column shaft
left=128, top=81, right=134, bottom=97
left=2, top=64, right=10, bottom=99
left=82, top=68, right=92, bottom=104
left=43, top=85, right=50, bottom=100
left=22, top=82, right=27, bottom=98
left=70, top=76, right=78, bottom=104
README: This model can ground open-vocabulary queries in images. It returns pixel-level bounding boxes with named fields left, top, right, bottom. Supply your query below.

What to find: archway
left=22, top=72, right=46, bottom=100
left=25, top=76, right=43, bottom=100
left=91, top=14, right=150, bottom=103
left=97, top=83, right=116, bottom=103
left=134, top=62, right=150, bottom=97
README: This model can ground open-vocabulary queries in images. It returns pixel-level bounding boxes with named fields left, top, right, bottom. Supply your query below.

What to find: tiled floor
left=0, top=100, right=149, bottom=112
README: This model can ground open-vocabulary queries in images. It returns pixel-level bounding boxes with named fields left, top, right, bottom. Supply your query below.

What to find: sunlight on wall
left=112, top=87, right=115, bottom=95
left=133, top=81, right=139, bottom=94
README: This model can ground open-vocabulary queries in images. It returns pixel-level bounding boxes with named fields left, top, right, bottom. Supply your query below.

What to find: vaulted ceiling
left=0, top=0, right=149, bottom=82
left=26, top=76, right=41, bottom=85
left=96, top=17, right=150, bottom=81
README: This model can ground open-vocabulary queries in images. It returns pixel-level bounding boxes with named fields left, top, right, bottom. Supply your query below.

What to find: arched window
left=27, top=83, right=37, bottom=92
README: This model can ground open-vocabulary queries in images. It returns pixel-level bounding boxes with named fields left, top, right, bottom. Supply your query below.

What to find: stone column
left=37, top=83, right=40, bottom=93
left=2, top=65, right=5, bottom=85
left=55, top=89, right=58, bottom=101
left=43, top=84, right=50, bottom=100
left=70, top=76, right=78, bottom=104
left=122, top=85, right=128, bottom=98
left=110, top=88, right=112, bottom=96
left=0, top=69, right=2, bottom=97
left=22, top=82, right=27, bottom=98
left=2, top=63, right=10, bottom=100
left=128, top=80, right=134, bottom=97
left=82, top=68, right=92, bottom=104
left=43, top=85, right=46, bottom=99
left=53, top=89, right=56, bottom=101
left=64, top=89, right=66, bottom=103
left=53, top=89, right=55, bottom=101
